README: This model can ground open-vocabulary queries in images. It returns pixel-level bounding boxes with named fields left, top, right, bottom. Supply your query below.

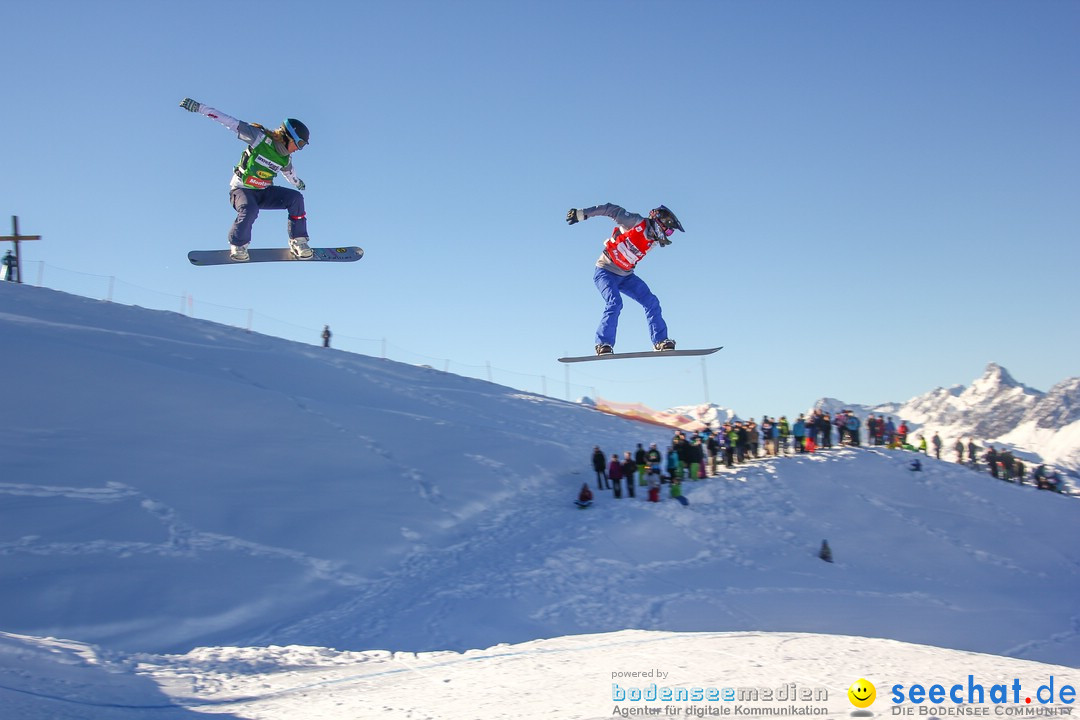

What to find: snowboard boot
left=289, top=237, right=314, bottom=260
left=654, top=339, right=676, bottom=351
left=230, top=243, right=250, bottom=262
left=595, top=344, right=614, bottom=356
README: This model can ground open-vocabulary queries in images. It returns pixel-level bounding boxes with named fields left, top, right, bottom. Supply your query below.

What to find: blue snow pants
left=593, top=266, right=668, bottom=347
left=229, top=186, right=308, bottom=247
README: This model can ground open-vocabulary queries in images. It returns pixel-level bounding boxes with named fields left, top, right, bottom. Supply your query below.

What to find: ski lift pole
left=701, top=357, right=710, bottom=404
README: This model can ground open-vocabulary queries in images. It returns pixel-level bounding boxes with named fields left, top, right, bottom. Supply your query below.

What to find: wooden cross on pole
left=0, top=216, right=42, bottom=283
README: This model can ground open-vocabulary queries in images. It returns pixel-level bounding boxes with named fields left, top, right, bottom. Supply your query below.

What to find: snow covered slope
left=1, top=629, right=1076, bottom=720
left=0, top=282, right=1077, bottom=720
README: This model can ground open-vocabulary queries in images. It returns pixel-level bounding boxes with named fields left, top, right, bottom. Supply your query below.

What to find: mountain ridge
left=669, top=362, right=1079, bottom=474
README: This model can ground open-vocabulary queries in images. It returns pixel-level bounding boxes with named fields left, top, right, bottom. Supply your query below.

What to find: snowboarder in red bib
left=566, top=203, right=684, bottom=355
left=179, top=98, right=313, bottom=262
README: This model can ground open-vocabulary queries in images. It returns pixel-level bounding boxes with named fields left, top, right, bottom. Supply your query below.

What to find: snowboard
left=574, top=500, right=593, bottom=509
left=676, top=495, right=690, bottom=506
left=558, top=347, right=722, bottom=363
left=188, top=246, right=363, bottom=266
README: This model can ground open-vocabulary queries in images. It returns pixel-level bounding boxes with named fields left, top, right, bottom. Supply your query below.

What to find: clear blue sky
left=5, top=0, right=1078, bottom=418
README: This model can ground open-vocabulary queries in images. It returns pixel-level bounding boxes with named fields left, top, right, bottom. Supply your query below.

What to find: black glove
left=179, top=98, right=201, bottom=113
left=566, top=208, right=582, bottom=225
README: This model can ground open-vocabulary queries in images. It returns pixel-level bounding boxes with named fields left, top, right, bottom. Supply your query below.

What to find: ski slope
left=0, top=282, right=1077, bottom=718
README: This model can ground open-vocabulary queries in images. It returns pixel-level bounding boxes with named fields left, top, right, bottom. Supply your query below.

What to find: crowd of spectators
left=586, top=411, right=1071, bottom=502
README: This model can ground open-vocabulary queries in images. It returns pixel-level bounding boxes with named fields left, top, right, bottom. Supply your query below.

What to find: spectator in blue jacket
left=884, top=417, right=897, bottom=445
left=793, top=415, right=807, bottom=453
left=845, top=413, right=861, bottom=446
left=666, top=446, right=679, bottom=481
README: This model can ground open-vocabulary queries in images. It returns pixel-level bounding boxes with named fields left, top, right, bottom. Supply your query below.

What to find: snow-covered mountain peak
left=979, top=361, right=1017, bottom=385
left=966, top=362, right=1032, bottom=401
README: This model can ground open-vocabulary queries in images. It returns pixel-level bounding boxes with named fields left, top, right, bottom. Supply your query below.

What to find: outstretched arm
left=565, top=203, right=643, bottom=228
left=179, top=98, right=263, bottom=144
left=179, top=98, right=241, bottom=132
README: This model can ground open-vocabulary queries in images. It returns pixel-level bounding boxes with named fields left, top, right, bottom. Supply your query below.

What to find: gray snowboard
left=188, top=246, right=363, bottom=266
left=558, top=347, right=722, bottom=363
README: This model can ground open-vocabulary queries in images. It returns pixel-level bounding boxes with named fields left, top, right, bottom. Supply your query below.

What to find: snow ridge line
left=0, top=681, right=184, bottom=711
left=0, top=483, right=365, bottom=587
left=127, top=631, right=778, bottom=709
left=0, top=481, right=140, bottom=501
left=1001, top=615, right=1080, bottom=661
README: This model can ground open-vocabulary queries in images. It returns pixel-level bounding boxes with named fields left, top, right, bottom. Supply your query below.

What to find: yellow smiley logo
left=848, top=678, right=876, bottom=708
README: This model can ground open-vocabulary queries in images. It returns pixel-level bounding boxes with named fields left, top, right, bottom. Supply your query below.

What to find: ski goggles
left=655, top=214, right=680, bottom=235
left=284, top=121, right=308, bottom=149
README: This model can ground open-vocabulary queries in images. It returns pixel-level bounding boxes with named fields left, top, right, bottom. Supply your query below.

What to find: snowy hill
left=1, top=282, right=1078, bottom=718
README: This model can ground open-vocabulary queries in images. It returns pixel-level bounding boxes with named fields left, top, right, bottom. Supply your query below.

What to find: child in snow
left=179, top=98, right=313, bottom=262
left=577, top=483, right=594, bottom=507
left=647, top=473, right=661, bottom=503
left=565, top=203, right=684, bottom=355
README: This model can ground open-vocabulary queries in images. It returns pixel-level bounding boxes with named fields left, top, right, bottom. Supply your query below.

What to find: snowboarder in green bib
left=179, top=98, right=313, bottom=261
